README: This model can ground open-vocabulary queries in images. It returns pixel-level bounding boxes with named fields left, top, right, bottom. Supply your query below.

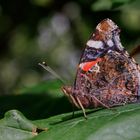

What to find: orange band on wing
left=81, top=58, right=102, bottom=72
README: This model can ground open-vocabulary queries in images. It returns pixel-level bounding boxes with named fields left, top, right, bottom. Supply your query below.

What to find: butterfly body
left=62, top=19, right=140, bottom=116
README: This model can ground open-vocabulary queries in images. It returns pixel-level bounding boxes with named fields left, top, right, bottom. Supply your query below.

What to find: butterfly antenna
left=38, top=62, right=65, bottom=84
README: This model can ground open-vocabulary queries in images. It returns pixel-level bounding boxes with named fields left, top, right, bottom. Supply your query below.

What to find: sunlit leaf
left=31, top=104, right=140, bottom=140
left=1, top=104, right=140, bottom=140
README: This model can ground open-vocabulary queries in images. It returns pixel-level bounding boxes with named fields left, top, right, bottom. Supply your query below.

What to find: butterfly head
left=96, top=18, right=120, bottom=41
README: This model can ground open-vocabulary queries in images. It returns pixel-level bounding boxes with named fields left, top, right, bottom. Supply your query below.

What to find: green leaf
left=1, top=104, right=140, bottom=140
left=17, top=80, right=63, bottom=98
left=92, top=0, right=112, bottom=11
left=0, top=80, right=72, bottom=120
left=31, top=0, right=52, bottom=7
left=31, top=104, right=140, bottom=140
left=0, top=110, right=37, bottom=140
left=91, top=0, right=132, bottom=11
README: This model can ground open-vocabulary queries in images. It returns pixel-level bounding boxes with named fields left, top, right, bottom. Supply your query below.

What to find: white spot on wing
left=108, top=50, right=112, bottom=53
left=86, top=40, right=103, bottom=49
left=107, top=39, right=114, bottom=47
left=79, top=63, right=85, bottom=69
left=89, top=63, right=100, bottom=73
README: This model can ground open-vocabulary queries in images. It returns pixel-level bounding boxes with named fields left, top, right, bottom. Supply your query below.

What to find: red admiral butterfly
left=62, top=18, right=140, bottom=118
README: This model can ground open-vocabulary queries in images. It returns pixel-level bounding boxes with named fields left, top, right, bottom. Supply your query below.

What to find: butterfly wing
left=73, top=19, right=140, bottom=108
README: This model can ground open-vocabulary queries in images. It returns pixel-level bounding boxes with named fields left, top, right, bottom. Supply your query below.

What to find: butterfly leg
left=76, top=97, right=87, bottom=119
left=62, top=86, right=87, bottom=118
left=91, top=95, right=110, bottom=109
left=69, top=94, right=81, bottom=108
left=62, top=86, right=80, bottom=108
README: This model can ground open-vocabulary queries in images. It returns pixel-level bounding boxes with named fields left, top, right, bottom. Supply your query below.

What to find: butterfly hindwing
left=62, top=19, right=140, bottom=116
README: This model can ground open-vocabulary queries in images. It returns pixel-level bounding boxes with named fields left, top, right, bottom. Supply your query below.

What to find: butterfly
left=62, top=18, right=140, bottom=118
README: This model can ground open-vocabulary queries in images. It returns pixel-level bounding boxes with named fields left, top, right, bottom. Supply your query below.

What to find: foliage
left=0, top=0, right=140, bottom=94
left=0, top=110, right=37, bottom=140
left=0, top=81, right=73, bottom=120
left=0, top=0, right=140, bottom=139
left=1, top=104, right=140, bottom=140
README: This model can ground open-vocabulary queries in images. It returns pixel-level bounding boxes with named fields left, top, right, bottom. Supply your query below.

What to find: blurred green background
left=0, top=0, right=140, bottom=119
